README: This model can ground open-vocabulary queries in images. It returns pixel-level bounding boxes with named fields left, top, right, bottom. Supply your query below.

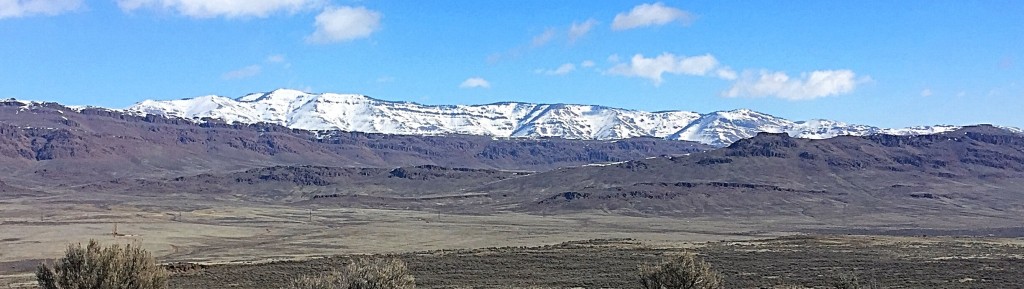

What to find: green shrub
left=289, top=257, right=415, bottom=289
left=36, top=239, right=168, bottom=289
left=638, top=253, right=723, bottom=289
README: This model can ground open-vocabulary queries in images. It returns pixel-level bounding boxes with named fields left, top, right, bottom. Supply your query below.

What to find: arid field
left=3, top=193, right=1024, bottom=288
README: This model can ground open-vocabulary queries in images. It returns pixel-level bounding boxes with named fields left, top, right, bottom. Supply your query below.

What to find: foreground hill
left=128, top=89, right=967, bottom=146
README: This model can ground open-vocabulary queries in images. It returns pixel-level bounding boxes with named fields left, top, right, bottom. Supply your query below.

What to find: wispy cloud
left=568, top=19, right=598, bottom=43
left=531, top=28, right=557, bottom=48
left=266, top=54, right=286, bottom=63
left=459, top=77, right=491, bottom=89
left=116, top=0, right=324, bottom=18
left=222, top=65, right=262, bottom=80
left=490, top=19, right=599, bottom=63
left=265, top=54, right=291, bottom=69
left=580, top=60, right=596, bottom=68
left=722, top=69, right=866, bottom=100
left=920, top=88, right=933, bottom=97
left=536, top=63, right=576, bottom=76
left=307, top=6, right=381, bottom=44
left=0, top=0, right=84, bottom=19
left=606, top=53, right=727, bottom=85
left=612, top=2, right=694, bottom=31
left=221, top=54, right=292, bottom=80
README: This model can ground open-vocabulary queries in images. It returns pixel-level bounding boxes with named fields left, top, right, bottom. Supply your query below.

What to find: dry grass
left=831, top=273, right=883, bottom=289
left=288, top=257, right=414, bottom=289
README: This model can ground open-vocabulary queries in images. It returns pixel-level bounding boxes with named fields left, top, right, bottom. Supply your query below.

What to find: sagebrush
left=288, top=257, right=415, bottom=289
left=36, top=239, right=168, bottom=289
left=638, top=253, right=723, bottom=289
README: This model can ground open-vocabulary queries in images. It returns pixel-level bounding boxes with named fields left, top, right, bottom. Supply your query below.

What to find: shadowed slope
left=472, top=126, right=1024, bottom=219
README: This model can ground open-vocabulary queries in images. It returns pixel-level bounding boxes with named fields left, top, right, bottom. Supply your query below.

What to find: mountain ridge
left=0, top=99, right=710, bottom=186
left=123, top=89, right=987, bottom=146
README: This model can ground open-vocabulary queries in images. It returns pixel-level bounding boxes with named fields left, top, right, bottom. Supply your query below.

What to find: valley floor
left=2, top=194, right=1023, bottom=288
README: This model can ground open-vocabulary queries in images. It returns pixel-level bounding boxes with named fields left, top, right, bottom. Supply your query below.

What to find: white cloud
left=459, top=77, right=490, bottom=89
left=612, top=2, right=694, bottom=31
left=116, top=0, right=323, bottom=18
left=607, top=54, right=620, bottom=63
left=536, top=63, right=576, bottom=76
left=568, top=19, right=598, bottom=43
left=920, top=88, right=933, bottom=97
left=307, top=6, right=381, bottom=44
left=222, top=65, right=262, bottom=80
left=376, top=76, right=394, bottom=83
left=580, top=60, right=596, bottom=68
left=531, top=28, right=557, bottom=48
left=0, top=0, right=83, bottom=19
left=722, top=69, right=863, bottom=100
left=715, top=67, right=737, bottom=80
left=606, top=53, right=725, bottom=85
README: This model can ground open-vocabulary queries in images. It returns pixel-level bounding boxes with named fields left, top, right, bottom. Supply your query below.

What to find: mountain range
left=2, top=95, right=1023, bottom=229
left=0, top=99, right=707, bottom=186
left=126, top=89, right=976, bottom=146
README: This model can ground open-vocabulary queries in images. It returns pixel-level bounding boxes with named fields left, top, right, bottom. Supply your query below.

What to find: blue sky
left=1, top=1, right=1021, bottom=128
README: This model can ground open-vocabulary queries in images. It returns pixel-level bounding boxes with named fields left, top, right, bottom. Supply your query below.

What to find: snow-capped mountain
left=127, top=89, right=964, bottom=146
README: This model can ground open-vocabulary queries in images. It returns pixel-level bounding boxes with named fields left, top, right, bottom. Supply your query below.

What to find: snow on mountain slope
left=124, top=89, right=985, bottom=146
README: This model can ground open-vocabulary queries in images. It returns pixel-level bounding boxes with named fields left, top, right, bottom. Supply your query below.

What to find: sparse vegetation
left=36, top=239, right=168, bottom=289
left=638, top=253, right=723, bottom=289
left=156, top=237, right=1024, bottom=288
left=831, top=272, right=882, bottom=289
left=288, top=257, right=415, bottom=289
left=287, top=271, right=347, bottom=289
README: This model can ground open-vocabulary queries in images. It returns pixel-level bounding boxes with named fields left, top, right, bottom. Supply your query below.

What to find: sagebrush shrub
left=288, top=257, right=415, bottom=289
left=638, top=253, right=723, bottom=289
left=36, top=239, right=168, bottom=289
